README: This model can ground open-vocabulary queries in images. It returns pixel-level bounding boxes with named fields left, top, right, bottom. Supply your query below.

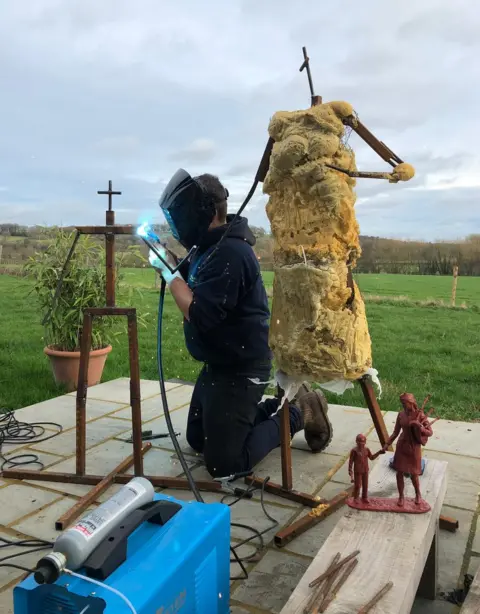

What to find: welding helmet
left=158, top=169, right=217, bottom=250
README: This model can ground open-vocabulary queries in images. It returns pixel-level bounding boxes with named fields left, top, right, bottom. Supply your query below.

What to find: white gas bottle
left=53, top=477, right=154, bottom=570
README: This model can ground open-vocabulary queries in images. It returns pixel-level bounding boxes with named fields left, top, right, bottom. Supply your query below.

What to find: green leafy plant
left=24, top=228, right=143, bottom=351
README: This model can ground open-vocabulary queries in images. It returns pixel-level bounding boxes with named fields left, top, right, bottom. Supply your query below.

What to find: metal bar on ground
left=76, top=312, right=93, bottom=476
left=439, top=515, right=459, bottom=532
left=127, top=311, right=143, bottom=476
left=55, top=443, right=152, bottom=531
left=245, top=475, right=322, bottom=507
left=358, top=376, right=391, bottom=449
left=1, top=469, right=223, bottom=493
left=274, top=487, right=353, bottom=548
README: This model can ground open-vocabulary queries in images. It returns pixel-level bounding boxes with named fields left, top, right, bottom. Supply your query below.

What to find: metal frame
left=2, top=181, right=221, bottom=529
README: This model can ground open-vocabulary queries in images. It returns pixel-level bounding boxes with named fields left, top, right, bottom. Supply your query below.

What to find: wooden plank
left=280, top=454, right=447, bottom=614
left=461, top=566, right=480, bottom=613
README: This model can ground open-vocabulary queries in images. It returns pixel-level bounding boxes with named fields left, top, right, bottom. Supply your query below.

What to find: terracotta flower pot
left=44, top=345, right=113, bottom=392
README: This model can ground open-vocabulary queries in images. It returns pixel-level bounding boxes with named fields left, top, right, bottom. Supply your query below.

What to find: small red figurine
left=383, top=392, right=436, bottom=507
left=346, top=393, right=438, bottom=514
left=348, top=434, right=384, bottom=503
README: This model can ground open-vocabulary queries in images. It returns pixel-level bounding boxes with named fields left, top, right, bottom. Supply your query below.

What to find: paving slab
left=292, top=404, right=375, bottom=456
left=231, top=549, right=311, bottom=613
left=2, top=449, right=64, bottom=472
left=438, top=506, right=475, bottom=593
left=423, top=450, right=480, bottom=512
left=111, top=384, right=194, bottom=421
left=0, top=529, right=44, bottom=590
left=411, top=597, right=457, bottom=613
left=423, top=420, right=480, bottom=458
left=468, top=554, right=480, bottom=577
left=252, top=448, right=345, bottom=496
left=0, top=484, right=61, bottom=526
left=133, top=404, right=201, bottom=457
left=69, top=377, right=181, bottom=404
left=12, top=497, right=95, bottom=542
left=31, top=416, right=130, bottom=456
left=124, top=446, right=198, bottom=477
left=12, top=396, right=126, bottom=431
left=473, top=516, right=480, bottom=554
left=0, top=589, right=14, bottom=614
left=12, top=497, right=96, bottom=542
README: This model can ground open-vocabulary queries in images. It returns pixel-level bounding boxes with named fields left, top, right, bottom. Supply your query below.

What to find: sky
left=1, top=0, right=479, bottom=241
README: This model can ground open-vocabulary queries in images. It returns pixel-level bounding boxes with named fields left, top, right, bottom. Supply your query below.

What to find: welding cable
left=65, top=570, right=138, bottom=614
left=156, top=279, right=250, bottom=580
left=0, top=410, right=63, bottom=471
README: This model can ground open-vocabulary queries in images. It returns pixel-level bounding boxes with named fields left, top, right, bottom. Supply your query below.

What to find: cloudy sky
left=1, top=0, right=479, bottom=241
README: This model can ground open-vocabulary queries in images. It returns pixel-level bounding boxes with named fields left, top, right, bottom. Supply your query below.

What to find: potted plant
left=25, top=228, right=124, bottom=392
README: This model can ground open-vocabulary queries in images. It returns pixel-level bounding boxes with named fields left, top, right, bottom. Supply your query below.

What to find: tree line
left=1, top=224, right=480, bottom=276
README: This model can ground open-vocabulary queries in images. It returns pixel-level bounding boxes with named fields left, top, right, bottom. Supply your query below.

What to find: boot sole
left=305, top=390, right=333, bottom=453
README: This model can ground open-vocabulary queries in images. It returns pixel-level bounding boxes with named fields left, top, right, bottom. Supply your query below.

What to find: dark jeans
left=186, top=363, right=302, bottom=478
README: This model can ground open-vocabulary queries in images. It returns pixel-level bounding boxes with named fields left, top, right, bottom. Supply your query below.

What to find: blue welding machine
left=13, top=492, right=231, bottom=614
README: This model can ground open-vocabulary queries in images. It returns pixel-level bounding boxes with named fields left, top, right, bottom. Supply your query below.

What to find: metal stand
left=2, top=181, right=221, bottom=528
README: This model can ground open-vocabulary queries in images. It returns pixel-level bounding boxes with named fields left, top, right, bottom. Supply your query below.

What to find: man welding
left=149, top=169, right=332, bottom=478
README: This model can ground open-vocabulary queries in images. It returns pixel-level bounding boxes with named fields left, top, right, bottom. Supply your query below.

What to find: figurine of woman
left=382, top=393, right=434, bottom=507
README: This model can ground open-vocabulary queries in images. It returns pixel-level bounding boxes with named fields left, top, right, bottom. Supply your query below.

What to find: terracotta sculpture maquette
left=347, top=393, right=437, bottom=514
left=348, top=434, right=384, bottom=503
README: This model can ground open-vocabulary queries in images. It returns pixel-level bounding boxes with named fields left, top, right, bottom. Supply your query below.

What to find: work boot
left=293, top=385, right=333, bottom=453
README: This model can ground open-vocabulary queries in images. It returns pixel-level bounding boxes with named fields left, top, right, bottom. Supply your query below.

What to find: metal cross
left=97, top=180, right=122, bottom=211
left=299, top=46, right=322, bottom=106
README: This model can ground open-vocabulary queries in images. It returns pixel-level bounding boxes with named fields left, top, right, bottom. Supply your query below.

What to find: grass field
left=1, top=272, right=479, bottom=421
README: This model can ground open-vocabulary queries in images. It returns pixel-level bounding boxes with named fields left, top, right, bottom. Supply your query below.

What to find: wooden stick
left=319, top=558, right=359, bottom=612
left=357, top=581, right=393, bottom=613
left=304, top=553, right=340, bottom=613
left=309, top=549, right=360, bottom=588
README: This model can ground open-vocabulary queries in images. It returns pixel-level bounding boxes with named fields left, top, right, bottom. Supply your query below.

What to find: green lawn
left=1, top=272, right=479, bottom=422
left=354, top=273, right=480, bottom=305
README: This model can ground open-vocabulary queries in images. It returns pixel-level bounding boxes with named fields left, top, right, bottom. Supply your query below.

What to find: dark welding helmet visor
left=158, top=169, right=215, bottom=250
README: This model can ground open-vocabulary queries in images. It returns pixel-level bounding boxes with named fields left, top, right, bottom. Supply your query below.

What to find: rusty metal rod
left=75, top=225, right=135, bottom=235
left=127, top=311, right=143, bottom=476
left=439, top=515, right=459, bottom=532
left=1, top=469, right=222, bottom=493
left=245, top=475, right=322, bottom=508
left=86, top=307, right=136, bottom=316
left=303, top=553, right=340, bottom=614
left=359, top=376, right=391, bottom=449
left=105, top=209, right=115, bottom=307
left=76, top=312, right=93, bottom=475
left=312, top=564, right=344, bottom=614
left=357, top=581, right=393, bottom=613
left=343, top=117, right=402, bottom=167
left=55, top=443, right=152, bottom=531
left=319, top=558, right=358, bottom=613
left=310, top=549, right=360, bottom=588
left=274, top=487, right=352, bottom=547
left=325, top=164, right=392, bottom=180
left=280, top=395, right=293, bottom=491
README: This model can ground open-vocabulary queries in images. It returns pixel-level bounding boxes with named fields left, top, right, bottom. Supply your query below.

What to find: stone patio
left=1, top=378, right=479, bottom=613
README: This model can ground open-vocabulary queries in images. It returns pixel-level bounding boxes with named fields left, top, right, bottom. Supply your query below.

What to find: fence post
left=451, top=265, right=459, bottom=306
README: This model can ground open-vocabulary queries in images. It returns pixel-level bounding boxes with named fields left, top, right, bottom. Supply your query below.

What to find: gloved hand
left=148, top=247, right=183, bottom=285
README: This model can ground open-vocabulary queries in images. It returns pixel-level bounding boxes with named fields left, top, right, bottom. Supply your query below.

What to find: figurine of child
left=348, top=434, right=385, bottom=503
